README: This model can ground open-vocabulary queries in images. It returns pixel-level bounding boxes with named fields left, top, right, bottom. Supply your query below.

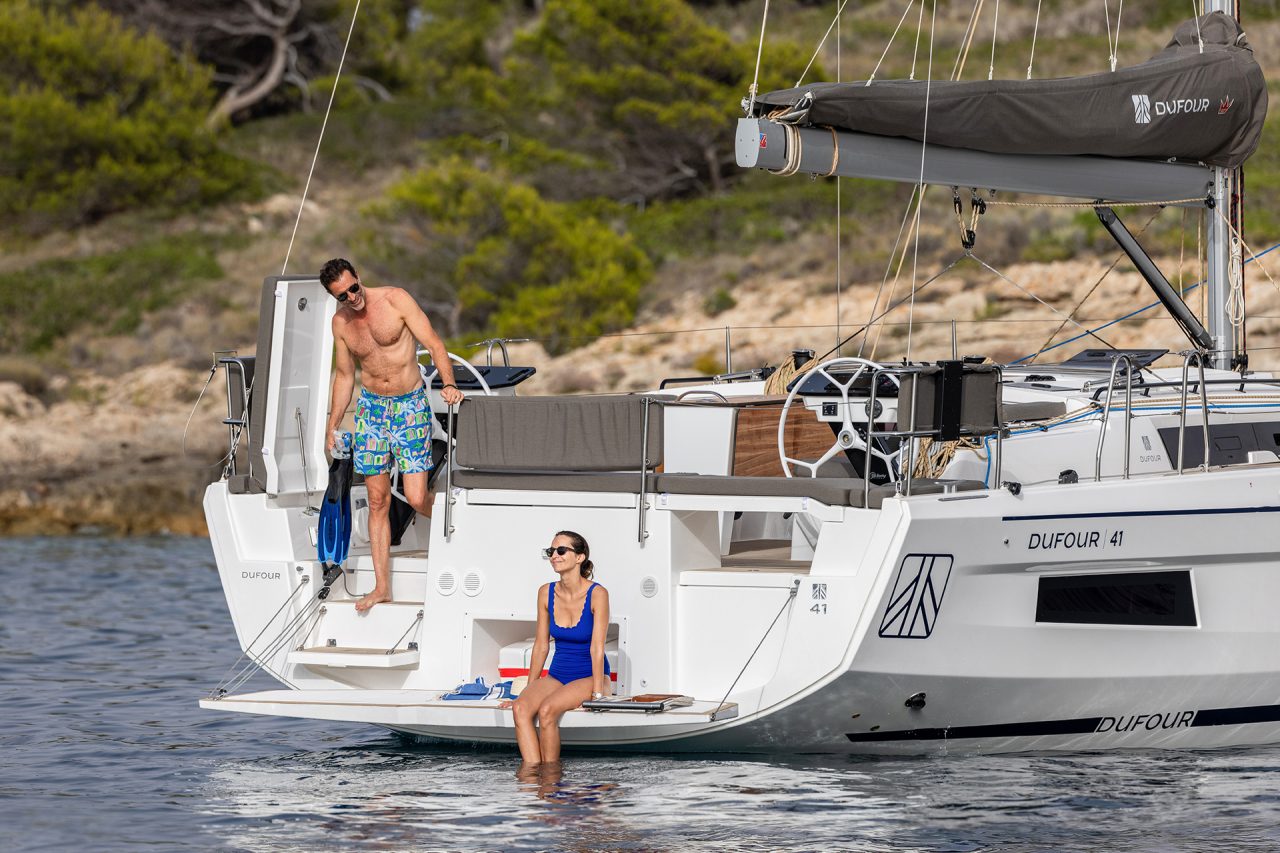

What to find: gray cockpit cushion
left=454, top=394, right=663, bottom=472
left=654, top=473, right=985, bottom=508
left=654, top=473, right=869, bottom=505
left=450, top=470, right=652, bottom=493
left=1002, top=401, right=1067, bottom=422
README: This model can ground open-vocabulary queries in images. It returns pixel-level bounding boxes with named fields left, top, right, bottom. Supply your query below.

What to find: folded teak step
left=582, top=694, right=695, bottom=712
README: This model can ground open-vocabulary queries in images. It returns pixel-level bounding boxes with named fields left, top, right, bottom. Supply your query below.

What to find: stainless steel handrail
left=444, top=401, right=456, bottom=541
left=1093, top=355, right=1135, bottom=482
left=218, top=356, right=251, bottom=477
left=1176, top=350, right=1212, bottom=474
left=676, top=390, right=729, bottom=402
left=1089, top=377, right=1280, bottom=401
left=638, top=397, right=652, bottom=545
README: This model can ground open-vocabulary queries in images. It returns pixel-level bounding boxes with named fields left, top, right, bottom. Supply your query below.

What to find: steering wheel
left=420, top=350, right=493, bottom=398
left=418, top=350, right=494, bottom=450
left=777, top=356, right=901, bottom=480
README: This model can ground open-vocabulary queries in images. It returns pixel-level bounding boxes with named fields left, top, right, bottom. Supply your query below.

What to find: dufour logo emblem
left=1132, top=94, right=1152, bottom=124
left=1132, top=93, right=1213, bottom=123
left=879, top=553, right=954, bottom=639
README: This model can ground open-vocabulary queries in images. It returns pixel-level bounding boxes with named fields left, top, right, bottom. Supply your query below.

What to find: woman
left=506, top=530, right=611, bottom=765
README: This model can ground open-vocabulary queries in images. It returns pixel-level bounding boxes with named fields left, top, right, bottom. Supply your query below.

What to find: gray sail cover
left=753, top=13, right=1266, bottom=168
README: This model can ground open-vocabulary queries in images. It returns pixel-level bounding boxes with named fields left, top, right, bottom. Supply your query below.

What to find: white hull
left=201, top=278, right=1280, bottom=754
left=203, top=455, right=1280, bottom=755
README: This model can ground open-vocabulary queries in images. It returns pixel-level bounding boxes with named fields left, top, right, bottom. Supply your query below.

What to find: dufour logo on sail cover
left=1132, top=93, right=1213, bottom=124
left=1132, top=94, right=1152, bottom=124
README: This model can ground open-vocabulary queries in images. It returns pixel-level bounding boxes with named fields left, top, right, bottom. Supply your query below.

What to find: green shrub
left=361, top=158, right=652, bottom=354
left=0, top=355, right=47, bottom=396
left=692, top=351, right=724, bottom=375
left=0, top=232, right=226, bottom=354
left=703, top=287, right=737, bottom=316
left=0, top=0, right=258, bottom=230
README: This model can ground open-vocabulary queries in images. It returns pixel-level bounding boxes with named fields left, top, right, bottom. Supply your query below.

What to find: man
left=321, top=258, right=464, bottom=612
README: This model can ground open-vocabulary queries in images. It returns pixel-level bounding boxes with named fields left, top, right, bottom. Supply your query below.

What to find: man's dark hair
left=320, top=258, right=357, bottom=290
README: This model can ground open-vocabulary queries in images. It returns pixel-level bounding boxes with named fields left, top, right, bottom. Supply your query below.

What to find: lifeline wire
left=716, top=580, right=800, bottom=715
left=1026, top=208, right=1162, bottom=363
left=1011, top=242, right=1280, bottom=364
left=280, top=0, right=363, bottom=276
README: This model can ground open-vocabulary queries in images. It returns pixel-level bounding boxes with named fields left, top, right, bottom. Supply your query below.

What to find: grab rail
left=218, top=355, right=252, bottom=477
left=638, top=397, right=652, bottom=545
left=444, top=401, right=456, bottom=541
left=1177, top=351, right=1212, bottom=474
left=1093, top=355, right=1135, bottom=482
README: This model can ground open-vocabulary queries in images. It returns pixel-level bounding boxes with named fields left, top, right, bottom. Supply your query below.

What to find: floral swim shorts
left=353, top=385, right=434, bottom=476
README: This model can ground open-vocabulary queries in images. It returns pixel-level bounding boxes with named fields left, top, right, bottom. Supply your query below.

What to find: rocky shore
left=0, top=364, right=225, bottom=535
left=10, top=253, right=1279, bottom=537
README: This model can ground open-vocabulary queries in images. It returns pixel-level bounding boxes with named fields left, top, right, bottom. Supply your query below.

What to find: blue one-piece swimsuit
left=547, top=581, right=610, bottom=684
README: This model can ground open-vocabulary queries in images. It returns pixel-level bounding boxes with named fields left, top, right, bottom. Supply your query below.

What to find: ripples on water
left=4, top=535, right=1280, bottom=851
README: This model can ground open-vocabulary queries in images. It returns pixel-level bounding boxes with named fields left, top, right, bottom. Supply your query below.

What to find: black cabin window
left=1035, top=571, right=1196, bottom=627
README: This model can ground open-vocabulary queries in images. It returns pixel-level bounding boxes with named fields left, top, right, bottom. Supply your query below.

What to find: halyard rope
left=280, top=0, right=362, bottom=276
left=747, top=0, right=770, bottom=116
left=867, top=1, right=916, bottom=86
left=1027, top=0, right=1043, bottom=77
left=795, top=0, right=854, bottom=87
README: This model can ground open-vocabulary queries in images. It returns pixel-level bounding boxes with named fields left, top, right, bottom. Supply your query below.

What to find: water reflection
left=514, top=760, right=639, bottom=850
left=7, top=536, right=1280, bottom=852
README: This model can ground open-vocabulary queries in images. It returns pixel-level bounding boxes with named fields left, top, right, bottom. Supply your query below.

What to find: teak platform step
left=288, top=645, right=421, bottom=669
left=200, top=689, right=739, bottom=733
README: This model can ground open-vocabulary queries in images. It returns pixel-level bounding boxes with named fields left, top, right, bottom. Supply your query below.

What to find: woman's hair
left=556, top=530, right=593, bottom=579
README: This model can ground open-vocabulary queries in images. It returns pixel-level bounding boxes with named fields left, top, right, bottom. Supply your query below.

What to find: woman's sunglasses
left=542, top=546, right=579, bottom=559
left=334, top=281, right=361, bottom=303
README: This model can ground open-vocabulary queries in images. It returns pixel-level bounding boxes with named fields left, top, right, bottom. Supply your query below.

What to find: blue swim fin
left=318, top=454, right=353, bottom=567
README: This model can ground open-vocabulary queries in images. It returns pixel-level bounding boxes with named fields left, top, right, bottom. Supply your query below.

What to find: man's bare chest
left=345, top=315, right=409, bottom=356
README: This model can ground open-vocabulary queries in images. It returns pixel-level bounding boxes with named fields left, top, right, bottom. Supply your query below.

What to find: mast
left=1205, top=0, right=1246, bottom=370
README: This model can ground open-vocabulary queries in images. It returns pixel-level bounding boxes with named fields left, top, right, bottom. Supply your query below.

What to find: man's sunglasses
left=542, top=546, right=579, bottom=558
left=334, top=281, right=361, bottom=303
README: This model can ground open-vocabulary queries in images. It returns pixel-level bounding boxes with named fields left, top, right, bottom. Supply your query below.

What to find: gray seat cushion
left=451, top=470, right=651, bottom=493
left=1003, top=401, right=1067, bottom=422
left=654, top=473, right=986, bottom=508
left=454, top=394, right=663, bottom=471
left=655, top=473, right=865, bottom=505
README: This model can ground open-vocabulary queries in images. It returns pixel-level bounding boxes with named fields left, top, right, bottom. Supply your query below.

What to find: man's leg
left=393, top=386, right=436, bottom=519
left=400, top=470, right=433, bottom=519
left=357, top=472, right=394, bottom=612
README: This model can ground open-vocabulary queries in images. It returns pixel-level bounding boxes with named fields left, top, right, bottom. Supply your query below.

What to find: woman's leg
left=536, top=677, right=594, bottom=764
left=510, top=676, right=562, bottom=764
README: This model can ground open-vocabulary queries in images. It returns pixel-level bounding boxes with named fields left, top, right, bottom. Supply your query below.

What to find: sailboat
left=200, top=3, right=1280, bottom=754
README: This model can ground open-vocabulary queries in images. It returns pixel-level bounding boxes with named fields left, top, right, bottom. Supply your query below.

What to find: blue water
left=5, top=536, right=1280, bottom=851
